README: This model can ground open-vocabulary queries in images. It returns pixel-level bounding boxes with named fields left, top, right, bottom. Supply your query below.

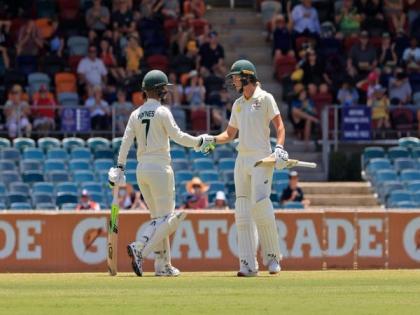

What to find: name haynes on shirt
left=138, top=111, right=155, bottom=120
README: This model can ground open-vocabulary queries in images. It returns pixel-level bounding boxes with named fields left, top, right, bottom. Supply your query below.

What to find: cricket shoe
left=237, top=269, right=258, bottom=277
left=127, top=242, right=143, bottom=276
left=268, top=259, right=281, bottom=275
left=155, top=264, right=181, bottom=277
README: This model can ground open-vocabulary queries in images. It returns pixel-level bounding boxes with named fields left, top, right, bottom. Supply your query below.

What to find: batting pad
left=235, top=198, right=259, bottom=272
left=252, top=198, right=281, bottom=266
left=154, top=237, right=171, bottom=272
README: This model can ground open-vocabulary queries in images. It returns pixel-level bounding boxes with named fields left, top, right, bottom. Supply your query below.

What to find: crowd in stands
left=0, top=0, right=230, bottom=139
left=266, top=0, right=420, bottom=142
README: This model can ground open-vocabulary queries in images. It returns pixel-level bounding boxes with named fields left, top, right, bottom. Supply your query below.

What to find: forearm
left=214, top=130, right=233, bottom=144
left=276, top=124, right=285, bottom=146
left=170, top=130, right=201, bottom=148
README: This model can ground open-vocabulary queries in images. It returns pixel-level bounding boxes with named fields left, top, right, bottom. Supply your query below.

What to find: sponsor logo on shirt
left=251, top=100, right=262, bottom=111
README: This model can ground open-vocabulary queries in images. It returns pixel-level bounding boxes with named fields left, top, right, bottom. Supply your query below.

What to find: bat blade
left=107, top=188, right=119, bottom=276
left=254, top=155, right=317, bottom=169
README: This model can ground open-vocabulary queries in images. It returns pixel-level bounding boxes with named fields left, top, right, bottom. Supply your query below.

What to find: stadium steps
left=300, top=182, right=380, bottom=207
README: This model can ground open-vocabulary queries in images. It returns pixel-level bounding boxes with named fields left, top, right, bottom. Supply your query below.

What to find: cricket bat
left=254, top=154, right=317, bottom=168
left=107, top=186, right=119, bottom=276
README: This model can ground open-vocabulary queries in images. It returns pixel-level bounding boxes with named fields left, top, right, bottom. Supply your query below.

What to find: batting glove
left=196, top=134, right=216, bottom=155
left=108, top=165, right=126, bottom=188
left=274, top=145, right=289, bottom=169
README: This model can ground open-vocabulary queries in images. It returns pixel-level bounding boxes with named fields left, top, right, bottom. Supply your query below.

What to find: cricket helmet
left=226, top=59, right=258, bottom=80
left=142, top=70, right=172, bottom=91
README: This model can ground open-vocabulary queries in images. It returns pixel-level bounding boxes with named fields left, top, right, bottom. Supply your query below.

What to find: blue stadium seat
left=272, top=201, right=281, bottom=209
left=400, top=169, right=420, bottom=182
left=71, top=148, right=92, bottom=160
left=89, top=192, right=104, bottom=203
left=170, top=148, right=187, bottom=160
left=37, top=137, right=61, bottom=152
left=20, top=159, right=43, bottom=172
left=398, top=137, right=420, bottom=149
left=221, top=170, right=234, bottom=182
left=111, top=137, right=123, bottom=153
left=87, top=137, right=111, bottom=151
left=274, top=181, right=289, bottom=195
left=406, top=181, right=420, bottom=192
left=226, top=181, right=235, bottom=195
left=413, top=148, right=420, bottom=159
left=283, top=201, right=304, bottom=209
left=387, top=146, right=410, bottom=161
left=172, top=159, right=190, bottom=171
left=1, top=171, right=22, bottom=185
left=374, top=170, right=398, bottom=185
left=378, top=181, right=405, bottom=203
left=387, top=190, right=412, bottom=208
left=9, top=182, right=30, bottom=195
left=32, top=182, right=54, bottom=195
left=81, top=182, right=103, bottom=194
left=61, top=203, right=78, bottom=210
left=208, top=181, right=225, bottom=193
left=198, top=170, right=219, bottom=182
left=73, top=170, right=95, bottom=183
left=10, top=202, right=32, bottom=210
left=126, top=159, right=137, bottom=171
left=0, top=160, right=16, bottom=171
left=213, top=147, right=234, bottom=161
left=394, top=201, right=417, bottom=209
left=56, top=193, right=78, bottom=207
left=218, top=158, right=235, bottom=171
left=13, top=137, right=36, bottom=151
left=47, top=171, right=70, bottom=183
left=47, top=148, right=68, bottom=160
left=57, top=92, right=79, bottom=106
left=44, top=159, right=66, bottom=172
left=126, top=171, right=137, bottom=185
left=193, top=158, right=215, bottom=171
left=0, top=183, right=7, bottom=195
left=22, top=171, right=43, bottom=184
left=273, top=170, right=289, bottom=182
left=23, top=148, right=44, bottom=161
left=127, top=148, right=136, bottom=159
left=32, top=193, right=54, bottom=205
left=0, top=137, right=11, bottom=148
left=394, top=158, right=416, bottom=173
left=0, top=148, right=21, bottom=162
left=270, top=192, right=278, bottom=202
left=62, top=137, right=85, bottom=152
left=96, top=170, right=109, bottom=183
left=175, top=170, right=193, bottom=183
left=362, top=147, right=385, bottom=166
left=67, top=36, right=89, bottom=56
left=365, top=158, right=392, bottom=179
left=7, top=193, right=29, bottom=204
left=93, top=159, right=113, bottom=172
left=56, top=182, right=78, bottom=195
left=94, top=148, right=114, bottom=160
left=36, top=203, right=57, bottom=210
left=69, top=159, right=90, bottom=171
left=189, top=150, right=208, bottom=160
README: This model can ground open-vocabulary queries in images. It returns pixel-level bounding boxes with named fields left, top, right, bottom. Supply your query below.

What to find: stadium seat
left=0, top=148, right=21, bottom=162
left=218, top=158, right=235, bottom=171
left=87, top=137, right=111, bottom=151
left=9, top=182, right=30, bottom=195
left=94, top=148, right=114, bottom=160
left=96, top=170, right=109, bottom=183
left=93, top=159, right=113, bottom=172
left=127, top=148, right=136, bottom=159
left=365, top=158, right=392, bottom=179
left=0, top=137, right=11, bottom=148
left=47, top=171, right=70, bottom=183
left=44, top=159, right=67, bottom=172
left=172, top=159, right=190, bottom=171
left=362, top=147, right=385, bottom=166
left=193, top=158, right=215, bottom=171
left=73, top=170, right=95, bottom=183
left=208, top=181, right=225, bottom=193
left=378, top=181, right=405, bottom=203
left=387, top=190, right=412, bottom=207
left=270, top=192, right=279, bottom=203
left=394, top=158, right=416, bottom=173
left=67, top=36, right=89, bottom=56
left=22, top=171, right=44, bottom=184
left=47, top=148, right=68, bottom=160
left=0, top=183, right=6, bottom=195
left=275, top=55, right=297, bottom=80
left=13, top=138, right=36, bottom=151
left=189, top=150, right=208, bottom=160
left=23, top=148, right=44, bottom=161
left=283, top=201, right=304, bottom=209
left=56, top=193, right=78, bottom=208
left=36, top=202, right=57, bottom=210
left=81, top=182, right=103, bottom=194
left=32, top=193, right=54, bottom=205
left=61, top=203, right=78, bottom=210
left=56, top=182, right=78, bottom=195
left=70, top=148, right=92, bottom=160
left=273, top=170, right=289, bottom=182
left=175, top=170, right=193, bottom=183
left=146, top=54, right=169, bottom=72
left=38, top=137, right=61, bottom=152
left=126, top=171, right=137, bottom=185
left=213, top=148, right=234, bottom=161
left=89, top=192, right=104, bottom=204
left=261, top=0, right=281, bottom=26
left=226, top=181, right=235, bottom=195
left=221, top=170, right=234, bottom=183
left=398, top=137, right=420, bottom=149
left=10, top=202, right=32, bottom=210
left=69, top=159, right=90, bottom=171
left=57, top=92, right=79, bottom=106
left=126, top=159, right=137, bottom=171
left=394, top=201, right=417, bottom=209
left=374, top=170, right=398, bottom=185
left=0, top=160, right=16, bottom=171
left=8, top=193, right=29, bottom=204
left=28, top=72, right=50, bottom=95
left=400, top=169, right=420, bottom=182
left=32, top=182, right=55, bottom=195
left=388, top=146, right=410, bottom=161
left=170, top=148, right=187, bottom=160
left=1, top=171, right=22, bottom=185
left=274, top=181, right=289, bottom=195
left=198, top=170, right=219, bottom=182
left=55, top=72, right=77, bottom=93
left=62, top=137, right=85, bottom=152
left=406, top=180, right=420, bottom=192
left=111, top=137, right=123, bottom=152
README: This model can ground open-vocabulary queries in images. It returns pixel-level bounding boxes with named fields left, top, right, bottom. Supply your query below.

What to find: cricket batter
left=109, top=70, right=205, bottom=277
left=197, top=60, right=288, bottom=276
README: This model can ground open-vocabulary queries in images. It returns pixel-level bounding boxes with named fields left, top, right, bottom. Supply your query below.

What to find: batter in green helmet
left=197, top=59, right=288, bottom=276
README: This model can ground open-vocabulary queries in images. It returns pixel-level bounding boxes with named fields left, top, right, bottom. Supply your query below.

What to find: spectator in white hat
left=213, top=191, right=229, bottom=210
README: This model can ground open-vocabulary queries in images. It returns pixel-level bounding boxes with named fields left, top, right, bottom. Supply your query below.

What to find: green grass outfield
left=1, top=270, right=420, bottom=315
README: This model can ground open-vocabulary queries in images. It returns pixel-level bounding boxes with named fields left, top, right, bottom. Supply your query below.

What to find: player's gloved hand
left=274, top=144, right=289, bottom=169
left=108, top=165, right=126, bottom=188
left=196, top=134, right=216, bottom=155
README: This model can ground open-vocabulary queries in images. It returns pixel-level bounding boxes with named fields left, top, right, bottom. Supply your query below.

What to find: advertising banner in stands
left=61, top=108, right=91, bottom=132
left=0, top=210, right=419, bottom=272
left=341, top=106, right=371, bottom=141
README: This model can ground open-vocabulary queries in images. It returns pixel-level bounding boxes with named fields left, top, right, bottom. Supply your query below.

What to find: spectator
left=300, top=49, right=331, bottom=95
left=185, top=177, right=209, bottom=209
left=125, top=33, right=143, bottom=76
left=335, top=0, right=362, bottom=37
left=378, top=32, right=397, bottom=69
left=181, top=193, right=200, bottom=209
left=86, top=0, right=110, bottom=32
left=272, top=14, right=294, bottom=59
left=402, top=37, right=420, bottom=70
left=291, top=89, right=319, bottom=148
left=198, top=31, right=226, bottom=76
left=184, top=0, right=206, bottom=19
left=76, top=189, right=101, bottom=211
left=16, top=20, right=43, bottom=56
left=117, top=184, right=133, bottom=209
left=99, top=38, right=126, bottom=82
left=337, top=78, right=360, bottom=106
left=112, top=88, right=133, bottom=133
left=384, top=0, right=406, bottom=33
left=3, top=85, right=31, bottom=138
left=162, top=0, right=180, bottom=19
left=280, top=171, right=310, bottom=208
left=357, top=70, right=381, bottom=104
left=77, top=45, right=108, bottom=88
left=130, top=191, right=148, bottom=210
left=368, top=85, right=391, bottom=130
left=388, top=68, right=412, bottom=104
left=212, top=191, right=229, bottom=210
left=84, top=85, right=110, bottom=130
left=112, top=0, right=136, bottom=35
left=347, top=30, right=378, bottom=78
left=0, top=20, right=11, bottom=48
left=0, top=45, right=9, bottom=75
left=32, top=85, right=56, bottom=136
left=45, top=19, right=64, bottom=57
left=185, top=70, right=206, bottom=107
left=355, top=0, right=386, bottom=35
left=290, top=0, right=321, bottom=39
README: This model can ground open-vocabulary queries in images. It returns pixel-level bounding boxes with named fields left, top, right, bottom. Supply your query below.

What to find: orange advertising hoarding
left=0, top=210, right=419, bottom=272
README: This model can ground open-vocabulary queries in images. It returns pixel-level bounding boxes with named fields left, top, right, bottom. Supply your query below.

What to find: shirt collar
left=144, top=98, right=161, bottom=106
left=243, top=85, right=263, bottom=101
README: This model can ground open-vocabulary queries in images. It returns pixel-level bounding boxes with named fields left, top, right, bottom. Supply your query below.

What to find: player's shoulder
left=256, top=86, right=275, bottom=103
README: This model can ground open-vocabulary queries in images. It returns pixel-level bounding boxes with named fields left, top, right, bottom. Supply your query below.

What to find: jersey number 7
left=142, top=119, right=150, bottom=145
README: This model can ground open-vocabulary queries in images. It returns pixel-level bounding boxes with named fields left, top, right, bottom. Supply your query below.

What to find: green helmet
left=226, top=59, right=258, bottom=80
left=142, top=70, right=172, bottom=91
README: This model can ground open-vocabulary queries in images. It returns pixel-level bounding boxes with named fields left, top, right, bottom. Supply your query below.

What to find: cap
left=289, top=171, right=298, bottom=177
left=81, top=189, right=89, bottom=196
left=216, top=191, right=226, bottom=201
left=368, top=71, right=379, bottom=82
left=189, top=70, right=198, bottom=77
left=209, top=31, right=218, bottom=38
left=39, top=84, right=47, bottom=92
